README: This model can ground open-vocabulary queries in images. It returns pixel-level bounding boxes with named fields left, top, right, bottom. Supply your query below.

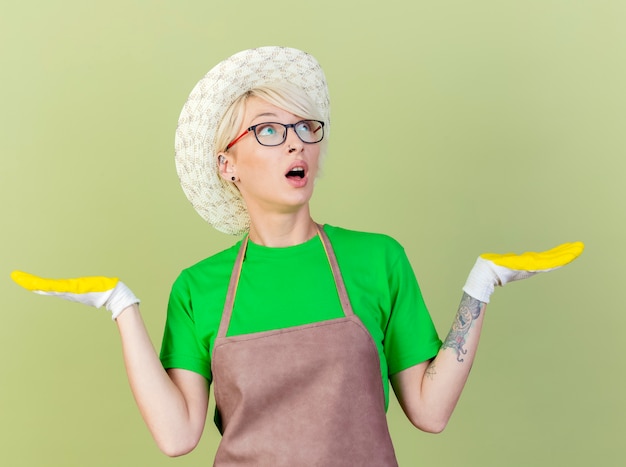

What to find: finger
left=11, top=270, right=119, bottom=294
left=480, top=241, right=585, bottom=271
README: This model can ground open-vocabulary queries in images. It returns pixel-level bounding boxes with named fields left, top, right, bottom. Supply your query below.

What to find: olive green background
left=1, top=1, right=623, bottom=465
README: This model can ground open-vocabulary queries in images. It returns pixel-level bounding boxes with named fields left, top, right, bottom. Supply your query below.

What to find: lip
left=284, top=160, right=309, bottom=188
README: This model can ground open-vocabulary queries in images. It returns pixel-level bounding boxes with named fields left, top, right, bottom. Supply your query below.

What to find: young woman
left=12, top=47, right=583, bottom=466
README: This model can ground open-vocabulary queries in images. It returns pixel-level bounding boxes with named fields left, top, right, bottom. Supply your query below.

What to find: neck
left=247, top=209, right=318, bottom=247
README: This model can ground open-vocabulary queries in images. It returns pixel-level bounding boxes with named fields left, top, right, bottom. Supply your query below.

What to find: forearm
left=116, top=305, right=207, bottom=456
left=392, top=293, right=486, bottom=432
left=423, top=293, right=486, bottom=424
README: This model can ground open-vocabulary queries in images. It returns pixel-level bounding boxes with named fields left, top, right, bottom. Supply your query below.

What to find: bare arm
left=116, top=305, right=209, bottom=457
left=390, top=241, right=584, bottom=433
left=10, top=272, right=210, bottom=456
left=391, top=293, right=486, bottom=433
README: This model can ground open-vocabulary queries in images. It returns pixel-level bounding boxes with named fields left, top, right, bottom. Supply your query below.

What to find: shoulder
left=172, top=240, right=242, bottom=291
left=323, top=224, right=407, bottom=268
left=187, top=241, right=241, bottom=271
left=323, top=224, right=405, bottom=254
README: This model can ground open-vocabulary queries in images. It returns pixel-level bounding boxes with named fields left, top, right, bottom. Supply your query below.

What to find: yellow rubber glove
left=462, top=241, right=584, bottom=303
left=11, top=271, right=140, bottom=320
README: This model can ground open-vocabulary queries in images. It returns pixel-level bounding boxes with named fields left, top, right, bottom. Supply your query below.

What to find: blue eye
left=256, top=124, right=279, bottom=137
left=295, top=121, right=312, bottom=133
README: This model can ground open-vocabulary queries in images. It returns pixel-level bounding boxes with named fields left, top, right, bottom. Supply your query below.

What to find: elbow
left=156, top=435, right=200, bottom=458
left=159, top=443, right=195, bottom=458
left=419, top=420, right=448, bottom=434
left=407, top=413, right=450, bottom=434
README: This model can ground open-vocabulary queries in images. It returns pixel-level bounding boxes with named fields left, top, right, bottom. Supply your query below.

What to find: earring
left=231, top=176, right=236, bottom=181
left=218, top=155, right=226, bottom=165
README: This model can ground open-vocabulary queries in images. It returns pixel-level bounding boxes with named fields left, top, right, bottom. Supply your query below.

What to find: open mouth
left=285, top=167, right=305, bottom=179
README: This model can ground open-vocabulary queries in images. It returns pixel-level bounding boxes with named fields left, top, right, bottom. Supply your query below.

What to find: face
left=219, top=97, right=321, bottom=217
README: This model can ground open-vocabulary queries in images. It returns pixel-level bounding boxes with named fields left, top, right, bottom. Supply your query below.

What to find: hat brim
left=175, top=46, right=330, bottom=235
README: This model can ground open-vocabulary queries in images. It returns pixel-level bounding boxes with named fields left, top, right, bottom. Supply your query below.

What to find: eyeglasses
left=226, top=120, right=325, bottom=150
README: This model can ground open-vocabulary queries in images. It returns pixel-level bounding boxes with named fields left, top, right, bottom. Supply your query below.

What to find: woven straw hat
left=175, top=46, right=330, bottom=235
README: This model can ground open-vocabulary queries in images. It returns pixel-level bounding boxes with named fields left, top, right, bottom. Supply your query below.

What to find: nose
left=285, top=127, right=303, bottom=153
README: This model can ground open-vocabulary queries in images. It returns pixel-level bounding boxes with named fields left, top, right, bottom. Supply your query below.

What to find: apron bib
left=211, top=225, right=398, bottom=466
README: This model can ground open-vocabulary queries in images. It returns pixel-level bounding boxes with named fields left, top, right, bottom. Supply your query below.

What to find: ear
left=217, top=153, right=236, bottom=181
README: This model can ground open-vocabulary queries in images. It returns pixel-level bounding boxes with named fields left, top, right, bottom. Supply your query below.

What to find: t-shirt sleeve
left=384, top=247, right=442, bottom=375
left=159, top=271, right=213, bottom=382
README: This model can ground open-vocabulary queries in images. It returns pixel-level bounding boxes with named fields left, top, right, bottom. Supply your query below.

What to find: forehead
left=243, top=97, right=298, bottom=123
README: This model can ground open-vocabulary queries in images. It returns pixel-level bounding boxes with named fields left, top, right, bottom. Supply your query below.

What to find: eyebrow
left=253, top=112, right=278, bottom=119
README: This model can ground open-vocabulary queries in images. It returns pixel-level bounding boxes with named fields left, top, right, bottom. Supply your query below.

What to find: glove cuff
left=106, top=282, right=140, bottom=320
left=462, top=257, right=497, bottom=303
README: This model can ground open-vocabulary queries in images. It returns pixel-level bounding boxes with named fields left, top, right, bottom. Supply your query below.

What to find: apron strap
left=218, top=236, right=249, bottom=339
left=217, top=224, right=354, bottom=339
left=315, top=223, right=355, bottom=318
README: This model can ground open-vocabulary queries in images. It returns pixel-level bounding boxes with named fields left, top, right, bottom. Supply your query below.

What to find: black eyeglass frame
left=226, top=120, right=325, bottom=150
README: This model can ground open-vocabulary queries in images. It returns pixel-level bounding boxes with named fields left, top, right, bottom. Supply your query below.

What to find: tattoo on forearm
left=441, top=293, right=483, bottom=362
